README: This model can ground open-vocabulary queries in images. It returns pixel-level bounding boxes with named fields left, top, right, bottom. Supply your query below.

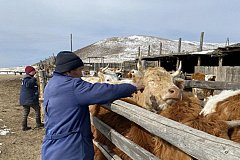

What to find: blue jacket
left=41, top=72, right=137, bottom=160
left=19, top=74, right=39, bottom=106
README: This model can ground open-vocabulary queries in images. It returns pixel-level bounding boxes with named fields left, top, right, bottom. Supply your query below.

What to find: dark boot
left=36, top=122, right=44, bottom=128
left=22, top=126, right=32, bottom=131
left=34, top=105, right=44, bottom=128
left=22, top=106, right=31, bottom=131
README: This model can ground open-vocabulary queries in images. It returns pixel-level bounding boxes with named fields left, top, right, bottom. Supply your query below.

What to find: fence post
left=199, top=32, right=204, bottom=51
left=38, top=70, right=47, bottom=120
left=178, top=38, right=182, bottom=53
left=159, top=42, right=162, bottom=55
left=147, top=45, right=151, bottom=56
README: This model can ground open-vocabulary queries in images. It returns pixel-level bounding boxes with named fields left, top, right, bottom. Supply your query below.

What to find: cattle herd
left=40, top=60, right=240, bottom=160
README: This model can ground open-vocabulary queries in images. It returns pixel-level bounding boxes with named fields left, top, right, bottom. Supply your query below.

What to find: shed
left=139, top=43, right=240, bottom=82
left=140, top=43, right=240, bottom=71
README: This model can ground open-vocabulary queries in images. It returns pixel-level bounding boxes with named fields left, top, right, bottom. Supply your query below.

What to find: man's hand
left=132, top=83, right=144, bottom=92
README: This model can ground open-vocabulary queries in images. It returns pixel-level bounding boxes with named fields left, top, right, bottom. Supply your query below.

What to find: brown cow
left=90, top=65, right=232, bottom=160
left=200, top=90, right=240, bottom=143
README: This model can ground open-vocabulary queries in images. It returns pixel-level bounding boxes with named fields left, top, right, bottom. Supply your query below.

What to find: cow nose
left=169, top=88, right=176, bottom=94
left=168, top=86, right=180, bottom=99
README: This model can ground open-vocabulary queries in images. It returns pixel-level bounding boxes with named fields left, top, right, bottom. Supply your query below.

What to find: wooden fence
left=0, top=70, right=24, bottom=75
left=92, top=99, right=240, bottom=160
left=90, top=80, right=240, bottom=160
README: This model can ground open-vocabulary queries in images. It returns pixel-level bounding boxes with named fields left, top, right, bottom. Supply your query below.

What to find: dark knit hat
left=55, top=51, right=84, bottom=73
left=25, top=66, right=36, bottom=74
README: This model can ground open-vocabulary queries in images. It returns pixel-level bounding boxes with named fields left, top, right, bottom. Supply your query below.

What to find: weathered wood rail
left=184, top=80, right=240, bottom=90
left=91, top=100, right=240, bottom=160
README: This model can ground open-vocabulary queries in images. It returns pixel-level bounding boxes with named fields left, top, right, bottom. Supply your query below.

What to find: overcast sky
left=0, top=0, right=239, bottom=67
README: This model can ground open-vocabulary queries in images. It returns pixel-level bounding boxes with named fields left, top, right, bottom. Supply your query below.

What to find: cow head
left=131, top=62, right=184, bottom=113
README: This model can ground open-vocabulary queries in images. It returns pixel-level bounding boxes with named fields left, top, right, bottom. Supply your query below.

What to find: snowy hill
left=75, top=35, right=225, bottom=63
left=0, top=35, right=226, bottom=71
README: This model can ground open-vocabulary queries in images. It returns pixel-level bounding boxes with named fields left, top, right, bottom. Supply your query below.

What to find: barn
left=140, top=43, right=240, bottom=82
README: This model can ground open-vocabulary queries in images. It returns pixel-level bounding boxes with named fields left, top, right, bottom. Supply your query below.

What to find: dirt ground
left=0, top=75, right=44, bottom=160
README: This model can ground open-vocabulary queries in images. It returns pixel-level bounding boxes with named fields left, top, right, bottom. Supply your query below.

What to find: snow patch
left=0, top=129, right=11, bottom=136
left=0, top=125, right=12, bottom=136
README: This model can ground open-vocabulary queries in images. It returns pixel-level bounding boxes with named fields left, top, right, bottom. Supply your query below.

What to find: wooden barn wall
left=195, top=66, right=240, bottom=83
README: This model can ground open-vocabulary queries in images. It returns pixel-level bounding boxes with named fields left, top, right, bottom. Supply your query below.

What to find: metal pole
left=70, top=33, right=73, bottom=52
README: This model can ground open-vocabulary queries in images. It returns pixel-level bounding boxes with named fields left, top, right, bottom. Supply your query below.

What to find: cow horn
left=225, top=120, right=240, bottom=128
left=137, top=47, right=143, bottom=71
left=171, top=61, right=182, bottom=78
left=102, top=64, right=109, bottom=72
left=120, top=63, right=123, bottom=72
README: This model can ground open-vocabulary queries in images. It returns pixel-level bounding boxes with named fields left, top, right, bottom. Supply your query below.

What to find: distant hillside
left=74, top=35, right=224, bottom=63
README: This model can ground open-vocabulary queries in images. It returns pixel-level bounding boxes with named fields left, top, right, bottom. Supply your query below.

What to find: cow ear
left=174, top=78, right=185, bottom=90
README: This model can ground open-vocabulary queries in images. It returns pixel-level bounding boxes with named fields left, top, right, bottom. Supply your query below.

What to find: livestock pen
left=91, top=99, right=240, bottom=160
left=36, top=68, right=240, bottom=160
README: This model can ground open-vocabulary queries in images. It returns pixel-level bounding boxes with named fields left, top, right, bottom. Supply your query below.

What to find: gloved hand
left=132, top=83, right=144, bottom=92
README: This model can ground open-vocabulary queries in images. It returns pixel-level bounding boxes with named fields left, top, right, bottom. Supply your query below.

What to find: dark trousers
left=22, top=105, right=42, bottom=128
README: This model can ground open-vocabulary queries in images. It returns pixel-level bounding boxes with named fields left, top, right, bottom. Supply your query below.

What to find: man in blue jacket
left=20, top=66, right=44, bottom=131
left=41, top=51, right=143, bottom=160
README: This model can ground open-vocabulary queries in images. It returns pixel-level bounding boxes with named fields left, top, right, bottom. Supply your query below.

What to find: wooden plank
left=226, top=67, right=232, bottom=82
left=184, top=80, right=240, bottom=90
left=92, top=140, right=122, bottom=160
left=218, top=66, right=226, bottom=82
left=102, top=100, right=240, bottom=160
left=232, top=67, right=239, bottom=82
left=90, top=115, right=160, bottom=160
left=214, top=66, right=218, bottom=81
